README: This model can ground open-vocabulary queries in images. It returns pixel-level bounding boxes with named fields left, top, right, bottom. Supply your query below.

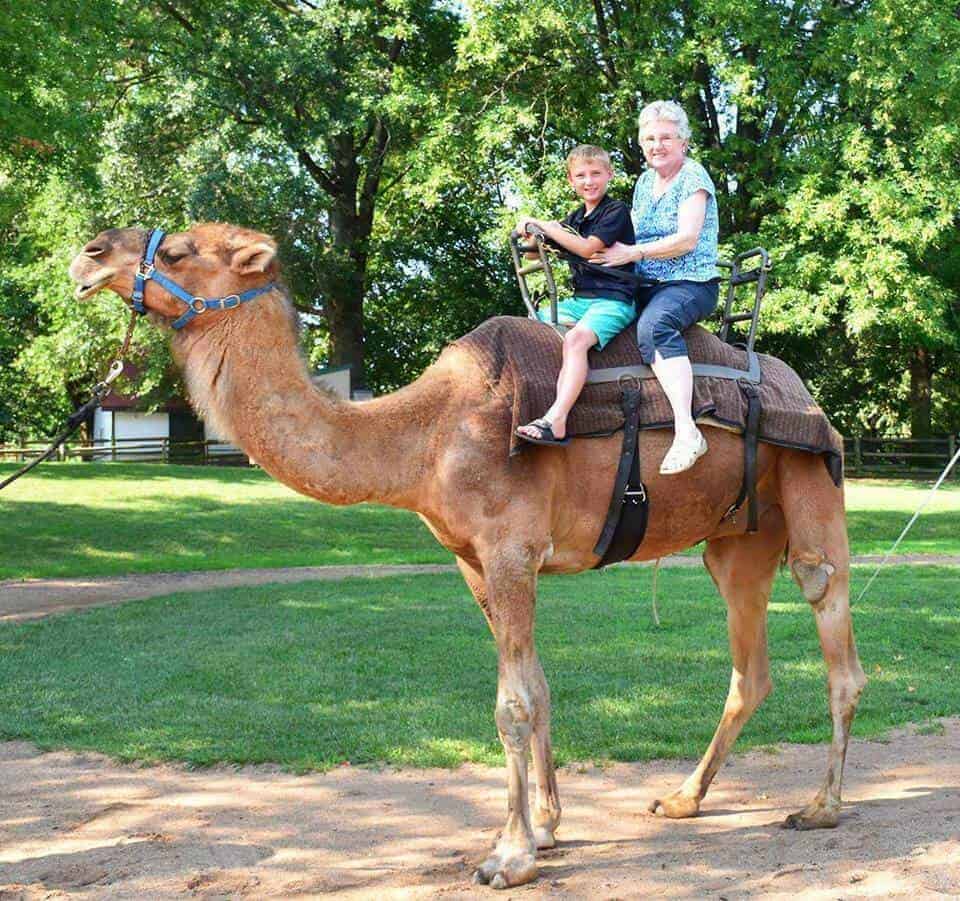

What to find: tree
left=104, top=0, right=462, bottom=387
left=447, top=0, right=960, bottom=438
left=758, top=0, right=960, bottom=438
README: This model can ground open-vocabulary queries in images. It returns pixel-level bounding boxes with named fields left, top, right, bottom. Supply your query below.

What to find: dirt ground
left=2, top=565, right=958, bottom=898
left=1, top=719, right=958, bottom=899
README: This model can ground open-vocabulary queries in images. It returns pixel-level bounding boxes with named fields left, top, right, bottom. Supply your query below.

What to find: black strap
left=593, top=386, right=649, bottom=566
left=0, top=312, right=138, bottom=493
left=722, top=380, right=762, bottom=532
left=0, top=405, right=93, bottom=491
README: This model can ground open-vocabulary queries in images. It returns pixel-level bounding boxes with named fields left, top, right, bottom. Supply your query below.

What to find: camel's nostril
left=83, top=242, right=106, bottom=257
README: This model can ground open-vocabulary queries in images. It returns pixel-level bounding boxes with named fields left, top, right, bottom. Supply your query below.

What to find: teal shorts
left=537, top=296, right=636, bottom=350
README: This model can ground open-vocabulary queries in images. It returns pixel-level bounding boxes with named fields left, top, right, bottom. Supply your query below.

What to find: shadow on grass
left=0, top=495, right=445, bottom=579
left=0, top=567, right=956, bottom=770
left=0, top=461, right=270, bottom=485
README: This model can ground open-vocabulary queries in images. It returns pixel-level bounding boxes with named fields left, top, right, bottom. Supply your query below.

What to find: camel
left=69, top=222, right=867, bottom=890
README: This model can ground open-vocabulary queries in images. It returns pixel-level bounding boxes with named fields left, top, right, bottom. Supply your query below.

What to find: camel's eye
left=161, top=244, right=194, bottom=264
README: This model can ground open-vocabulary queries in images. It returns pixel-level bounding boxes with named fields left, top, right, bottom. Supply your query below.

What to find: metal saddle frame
left=508, top=227, right=770, bottom=382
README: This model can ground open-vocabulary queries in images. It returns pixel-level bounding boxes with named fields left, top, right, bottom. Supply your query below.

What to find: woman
left=592, top=100, right=720, bottom=475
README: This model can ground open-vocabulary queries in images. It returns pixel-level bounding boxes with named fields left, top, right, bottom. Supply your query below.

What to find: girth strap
left=593, top=386, right=649, bottom=567
left=723, top=380, right=762, bottom=533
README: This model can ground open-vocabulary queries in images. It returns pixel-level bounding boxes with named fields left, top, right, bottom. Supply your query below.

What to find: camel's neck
left=172, top=296, right=447, bottom=511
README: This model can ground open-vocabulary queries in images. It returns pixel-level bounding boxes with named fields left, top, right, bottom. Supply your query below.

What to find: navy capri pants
left=635, top=279, right=720, bottom=364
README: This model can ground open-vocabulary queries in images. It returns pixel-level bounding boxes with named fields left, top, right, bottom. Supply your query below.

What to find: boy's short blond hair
left=566, top=144, right=612, bottom=171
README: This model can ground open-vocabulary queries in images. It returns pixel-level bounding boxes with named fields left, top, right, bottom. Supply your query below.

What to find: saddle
left=454, top=315, right=843, bottom=565
left=456, top=316, right=842, bottom=470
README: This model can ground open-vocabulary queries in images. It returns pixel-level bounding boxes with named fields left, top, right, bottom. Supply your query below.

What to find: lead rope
left=855, top=436, right=960, bottom=605
left=0, top=309, right=139, bottom=491
left=650, top=556, right=662, bottom=626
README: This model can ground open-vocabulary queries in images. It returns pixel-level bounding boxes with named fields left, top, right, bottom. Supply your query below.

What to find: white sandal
left=659, top=430, right=708, bottom=475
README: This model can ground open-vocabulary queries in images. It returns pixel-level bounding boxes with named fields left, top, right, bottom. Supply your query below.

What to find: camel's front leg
left=529, top=652, right=561, bottom=849
left=458, top=555, right=542, bottom=889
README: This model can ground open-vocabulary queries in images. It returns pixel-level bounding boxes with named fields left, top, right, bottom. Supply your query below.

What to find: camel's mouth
left=73, top=268, right=117, bottom=300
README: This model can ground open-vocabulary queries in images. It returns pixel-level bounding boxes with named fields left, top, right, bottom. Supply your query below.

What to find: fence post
left=853, top=436, right=862, bottom=471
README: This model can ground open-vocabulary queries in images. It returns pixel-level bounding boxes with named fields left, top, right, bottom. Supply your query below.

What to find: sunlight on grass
left=1, top=566, right=955, bottom=771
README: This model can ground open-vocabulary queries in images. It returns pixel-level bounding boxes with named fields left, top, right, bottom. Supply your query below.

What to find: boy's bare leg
left=517, top=324, right=597, bottom=440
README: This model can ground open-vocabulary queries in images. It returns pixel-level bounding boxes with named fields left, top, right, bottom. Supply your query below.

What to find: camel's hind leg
left=648, top=506, right=787, bottom=819
left=779, top=450, right=867, bottom=829
left=456, top=555, right=556, bottom=887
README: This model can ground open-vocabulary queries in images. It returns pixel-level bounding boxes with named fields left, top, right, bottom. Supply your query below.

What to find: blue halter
left=132, top=228, right=276, bottom=330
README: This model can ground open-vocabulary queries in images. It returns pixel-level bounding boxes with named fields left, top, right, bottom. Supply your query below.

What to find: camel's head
left=69, top=223, right=279, bottom=326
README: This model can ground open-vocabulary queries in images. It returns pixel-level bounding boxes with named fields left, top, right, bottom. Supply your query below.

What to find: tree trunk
left=324, top=136, right=370, bottom=390
left=326, top=198, right=368, bottom=390
left=909, top=346, right=932, bottom=439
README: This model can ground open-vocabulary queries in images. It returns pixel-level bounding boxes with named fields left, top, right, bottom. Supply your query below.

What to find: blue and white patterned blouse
left=631, top=158, right=720, bottom=282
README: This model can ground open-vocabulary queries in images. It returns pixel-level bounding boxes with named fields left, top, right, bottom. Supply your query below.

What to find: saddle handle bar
left=508, top=226, right=559, bottom=323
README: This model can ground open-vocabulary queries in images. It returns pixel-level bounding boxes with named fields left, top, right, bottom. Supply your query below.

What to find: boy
left=515, top=144, right=636, bottom=445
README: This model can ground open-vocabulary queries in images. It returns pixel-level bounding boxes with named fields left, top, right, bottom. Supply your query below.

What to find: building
left=90, top=363, right=357, bottom=463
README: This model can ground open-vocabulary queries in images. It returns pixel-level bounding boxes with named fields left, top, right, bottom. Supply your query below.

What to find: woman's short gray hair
left=638, top=100, right=691, bottom=141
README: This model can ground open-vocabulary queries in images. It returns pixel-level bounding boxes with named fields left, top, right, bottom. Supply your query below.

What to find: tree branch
left=298, top=148, right=339, bottom=197
left=157, top=1, right=196, bottom=33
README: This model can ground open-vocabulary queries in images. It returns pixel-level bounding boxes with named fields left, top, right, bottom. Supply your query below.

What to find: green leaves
left=0, top=0, right=958, bottom=437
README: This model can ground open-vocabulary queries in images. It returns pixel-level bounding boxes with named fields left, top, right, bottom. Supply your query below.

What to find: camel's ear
left=230, top=242, right=277, bottom=275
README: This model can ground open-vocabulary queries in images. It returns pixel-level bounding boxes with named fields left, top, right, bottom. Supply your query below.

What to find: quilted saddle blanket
left=453, top=315, right=843, bottom=482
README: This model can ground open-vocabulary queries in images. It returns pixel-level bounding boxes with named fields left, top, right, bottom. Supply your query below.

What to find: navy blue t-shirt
left=557, top=195, right=636, bottom=303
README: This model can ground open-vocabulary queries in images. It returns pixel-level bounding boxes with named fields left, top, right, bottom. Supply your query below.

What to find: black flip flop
left=516, top=418, right=571, bottom=447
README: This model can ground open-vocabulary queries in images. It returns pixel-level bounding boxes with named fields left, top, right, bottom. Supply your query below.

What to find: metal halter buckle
left=624, top=486, right=646, bottom=504
left=137, top=261, right=155, bottom=278
left=221, top=294, right=240, bottom=309
left=190, top=297, right=208, bottom=313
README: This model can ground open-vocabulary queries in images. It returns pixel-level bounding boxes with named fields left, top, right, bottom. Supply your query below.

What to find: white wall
left=91, top=410, right=169, bottom=461
left=314, top=368, right=351, bottom=398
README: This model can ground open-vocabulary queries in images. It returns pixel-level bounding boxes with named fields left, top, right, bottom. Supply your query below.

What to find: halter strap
left=132, top=228, right=165, bottom=314
left=133, top=226, right=277, bottom=329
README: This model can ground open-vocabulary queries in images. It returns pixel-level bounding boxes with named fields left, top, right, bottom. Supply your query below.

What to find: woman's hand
left=590, top=241, right=639, bottom=267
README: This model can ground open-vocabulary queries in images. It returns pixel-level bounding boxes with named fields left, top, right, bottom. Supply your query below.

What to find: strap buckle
left=623, top=485, right=647, bottom=505
left=221, top=294, right=240, bottom=309
left=137, top=261, right=155, bottom=279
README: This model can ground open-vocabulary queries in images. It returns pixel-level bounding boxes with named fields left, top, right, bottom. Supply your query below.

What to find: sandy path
left=2, top=555, right=958, bottom=623
left=0, top=720, right=957, bottom=899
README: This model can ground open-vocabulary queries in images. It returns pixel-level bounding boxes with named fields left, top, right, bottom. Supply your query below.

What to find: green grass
left=844, top=478, right=960, bottom=555
left=1, top=464, right=958, bottom=580
left=0, top=462, right=446, bottom=579
left=0, top=566, right=955, bottom=769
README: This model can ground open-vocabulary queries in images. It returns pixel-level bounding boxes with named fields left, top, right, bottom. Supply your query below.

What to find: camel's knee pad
left=495, top=695, right=532, bottom=751
left=791, top=551, right=836, bottom=604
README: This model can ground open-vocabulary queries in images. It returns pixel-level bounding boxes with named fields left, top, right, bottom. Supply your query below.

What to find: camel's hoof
left=473, top=850, right=538, bottom=889
left=533, top=825, right=556, bottom=849
left=648, top=792, right=700, bottom=819
left=782, top=806, right=840, bottom=830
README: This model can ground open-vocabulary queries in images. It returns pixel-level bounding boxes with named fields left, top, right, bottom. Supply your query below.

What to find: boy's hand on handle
left=590, top=241, right=638, bottom=267
left=516, top=217, right=538, bottom=237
